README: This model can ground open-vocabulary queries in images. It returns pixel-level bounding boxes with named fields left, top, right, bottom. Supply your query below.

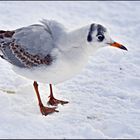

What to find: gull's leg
left=47, top=84, right=69, bottom=106
left=33, top=81, right=59, bottom=116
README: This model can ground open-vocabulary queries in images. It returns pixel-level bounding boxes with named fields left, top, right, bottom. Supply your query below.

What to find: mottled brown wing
left=0, top=30, right=53, bottom=68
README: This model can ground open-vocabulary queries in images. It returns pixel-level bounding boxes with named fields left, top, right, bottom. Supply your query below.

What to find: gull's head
left=87, top=23, right=127, bottom=51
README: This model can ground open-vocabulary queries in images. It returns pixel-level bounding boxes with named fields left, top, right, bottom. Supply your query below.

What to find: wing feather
left=0, top=22, right=56, bottom=68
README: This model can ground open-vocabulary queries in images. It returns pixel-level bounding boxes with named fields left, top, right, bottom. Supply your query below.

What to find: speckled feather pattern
left=0, top=24, right=54, bottom=68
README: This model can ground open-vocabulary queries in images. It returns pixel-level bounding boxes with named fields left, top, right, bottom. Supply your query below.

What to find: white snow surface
left=0, top=1, right=140, bottom=139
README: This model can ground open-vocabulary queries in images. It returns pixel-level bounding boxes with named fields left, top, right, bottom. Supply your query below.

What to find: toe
left=60, top=100, right=69, bottom=105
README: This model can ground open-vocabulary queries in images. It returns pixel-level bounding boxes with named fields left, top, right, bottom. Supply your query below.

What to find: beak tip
left=120, top=45, right=128, bottom=51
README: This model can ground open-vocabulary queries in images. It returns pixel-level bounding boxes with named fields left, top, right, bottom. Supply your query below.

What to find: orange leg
left=33, top=81, right=58, bottom=116
left=47, top=84, right=69, bottom=106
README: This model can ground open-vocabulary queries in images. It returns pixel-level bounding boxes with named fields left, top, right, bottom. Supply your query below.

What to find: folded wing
left=0, top=23, right=55, bottom=68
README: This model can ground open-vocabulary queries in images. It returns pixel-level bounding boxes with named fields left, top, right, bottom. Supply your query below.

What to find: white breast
left=12, top=47, right=89, bottom=84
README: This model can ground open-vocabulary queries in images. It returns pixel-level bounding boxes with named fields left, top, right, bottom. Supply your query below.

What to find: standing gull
left=0, top=19, right=127, bottom=116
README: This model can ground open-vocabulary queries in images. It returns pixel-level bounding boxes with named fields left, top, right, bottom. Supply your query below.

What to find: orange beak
left=110, top=42, right=127, bottom=51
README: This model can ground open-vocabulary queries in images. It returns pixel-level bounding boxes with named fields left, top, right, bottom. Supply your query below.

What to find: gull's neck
left=68, top=26, right=89, bottom=47
left=58, top=25, right=90, bottom=54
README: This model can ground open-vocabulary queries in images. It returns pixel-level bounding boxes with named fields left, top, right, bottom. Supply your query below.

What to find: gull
left=0, top=19, right=127, bottom=116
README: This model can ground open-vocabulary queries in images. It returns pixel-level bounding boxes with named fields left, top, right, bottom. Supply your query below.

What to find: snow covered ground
left=0, top=1, right=140, bottom=139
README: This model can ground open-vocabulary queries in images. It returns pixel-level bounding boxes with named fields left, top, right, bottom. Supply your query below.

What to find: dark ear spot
left=87, top=34, right=92, bottom=42
left=87, top=23, right=95, bottom=42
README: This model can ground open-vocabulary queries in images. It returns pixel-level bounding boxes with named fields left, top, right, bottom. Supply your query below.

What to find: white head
left=86, top=23, right=127, bottom=51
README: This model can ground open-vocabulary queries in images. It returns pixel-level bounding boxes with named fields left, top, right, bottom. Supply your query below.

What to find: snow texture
left=0, top=1, right=140, bottom=139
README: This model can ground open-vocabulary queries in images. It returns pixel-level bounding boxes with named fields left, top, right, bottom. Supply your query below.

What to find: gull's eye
left=97, top=35, right=104, bottom=42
